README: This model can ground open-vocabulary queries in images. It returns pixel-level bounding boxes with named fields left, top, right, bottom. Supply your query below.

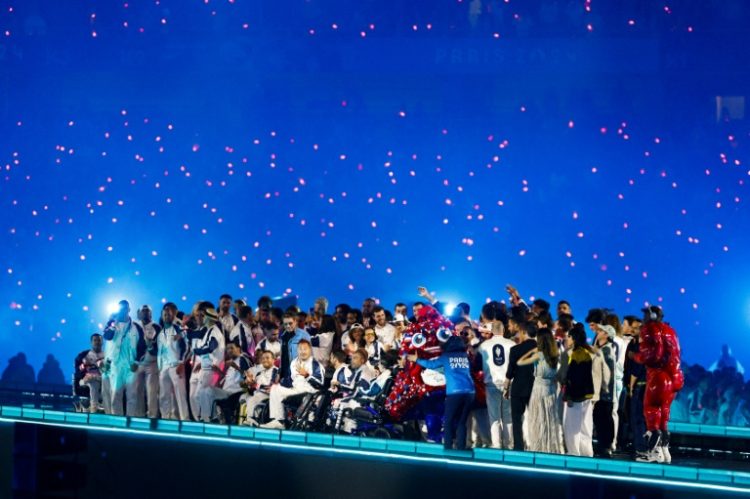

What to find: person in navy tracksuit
left=337, top=349, right=371, bottom=397
left=409, top=335, right=475, bottom=450
left=261, top=339, right=324, bottom=429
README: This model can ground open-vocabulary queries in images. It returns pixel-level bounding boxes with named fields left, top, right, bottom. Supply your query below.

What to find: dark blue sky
left=1, top=0, right=749, bottom=376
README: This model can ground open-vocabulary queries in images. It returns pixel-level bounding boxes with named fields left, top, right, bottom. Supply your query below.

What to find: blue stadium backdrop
left=1, top=1, right=749, bottom=378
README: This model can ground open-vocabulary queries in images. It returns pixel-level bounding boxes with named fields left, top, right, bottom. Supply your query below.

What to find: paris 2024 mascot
left=634, top=305, right=684, bottom=463
left=385, top=305, right=454, bottom=441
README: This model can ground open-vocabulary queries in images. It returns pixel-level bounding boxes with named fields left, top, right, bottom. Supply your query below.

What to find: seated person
left=329, top=351, right=350, bottom=394
left=260, top=339, right=324, bottom=429
left=78, top=333, right=105, bottom=413
left=243, top=350, right=279, bottom=426
left=341, top=324, right=364, bottom=356
left=364, top=327, right=384, bottom=367
left=335, top=351, right=399, bottom=432
left=202, top=343, right=251, bottom=424
left=337, top=349, right=372, bottom=398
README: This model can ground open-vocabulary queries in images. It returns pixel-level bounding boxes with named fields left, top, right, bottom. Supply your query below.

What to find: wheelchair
left=335, top=378, right=445, bottom=442
left=72, top=349, right=93, bottom=413
left=240, top=387, right=333, bottom=431
left=333, top=377, right=404, bottom=438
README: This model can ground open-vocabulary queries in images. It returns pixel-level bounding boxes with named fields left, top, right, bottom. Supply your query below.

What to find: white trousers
left=196, top=369, right=217, bottom=422
left=486, top=386, right=514, bottom=449
left=468, top=408, right=492, bottom=448
left=268, top=384, right=316, bottom=421
left=101, top=376, right=126, bottom=415
left=564, top=399, right=594, bottom=457
left=132, top=361, right=159, bottom=418
left=81, top=376, right=102, bottom=413
left=203, top=387, right=223, bottom=422
left=159, top=366, right=189, bottom=421
left=243, top=392, right=270, bottom=420
left=612, top=379, right=624, bottom=451
left=189, top=370, right=202, bottom=420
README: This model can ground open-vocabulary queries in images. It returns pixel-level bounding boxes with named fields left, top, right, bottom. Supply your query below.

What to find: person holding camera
left=101, top=300, right=146, bottom=416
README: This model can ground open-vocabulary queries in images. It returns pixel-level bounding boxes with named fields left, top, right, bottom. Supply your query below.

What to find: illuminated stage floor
left=1, top=405, right=749, bottom=498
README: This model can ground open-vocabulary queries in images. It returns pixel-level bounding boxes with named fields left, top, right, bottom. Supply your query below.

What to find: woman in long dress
left=518, top=328, right=565, bottom=454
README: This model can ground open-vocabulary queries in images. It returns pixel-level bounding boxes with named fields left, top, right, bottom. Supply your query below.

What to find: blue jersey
left=417, top=352, right=475, bottom=396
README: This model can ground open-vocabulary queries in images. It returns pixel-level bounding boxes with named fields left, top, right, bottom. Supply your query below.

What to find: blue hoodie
left=417, top=336, right=475, bottom=396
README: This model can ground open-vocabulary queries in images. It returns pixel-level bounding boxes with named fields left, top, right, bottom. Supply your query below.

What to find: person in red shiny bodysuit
left=633, top=305, right=684, bottom=463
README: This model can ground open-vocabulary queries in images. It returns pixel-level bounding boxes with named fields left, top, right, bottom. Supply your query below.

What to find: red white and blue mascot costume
left=385, top=305, right=453, bottom=441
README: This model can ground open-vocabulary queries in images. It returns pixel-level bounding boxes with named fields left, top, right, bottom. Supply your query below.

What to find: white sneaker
left=654, top=445, right=665, bottom=463
left=661, top=445, right=671, bottom=464
left=243, top=417, right=258, bottom=427
left=259, top=420, right=285, bottom=430
left=635, top=447, right=664, bottom=463
left=635, top=452, right=651, bottom=462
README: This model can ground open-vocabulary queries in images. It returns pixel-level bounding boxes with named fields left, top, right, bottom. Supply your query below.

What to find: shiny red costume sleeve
left=634, top=322, right=664, bottom=368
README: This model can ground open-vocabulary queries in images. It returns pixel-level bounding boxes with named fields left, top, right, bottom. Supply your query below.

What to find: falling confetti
left=0, top=0, right=745, bottom=376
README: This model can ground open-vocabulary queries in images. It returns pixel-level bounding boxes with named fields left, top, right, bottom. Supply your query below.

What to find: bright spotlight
left=107, top=302, right=121, bottom=314
left=443, top=302, right=456, bottom=316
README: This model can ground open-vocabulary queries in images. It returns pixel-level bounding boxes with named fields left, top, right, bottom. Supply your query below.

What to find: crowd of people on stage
left=671, top=356, right=749, bottom=427
left=77, top=285, right=684, bottom=463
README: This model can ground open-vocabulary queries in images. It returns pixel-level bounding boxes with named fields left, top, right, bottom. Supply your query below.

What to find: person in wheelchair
left=333, top=351, right=399, bottom=433
left=260, top=339, right=324, bottom=430
left=329, top=349, right=372, bottom=413
left=75, top=333, right=105, bottom=413
left=329, top=351, right=350, bottom=394
left=203, top=342, right=252, bottom=424
left=337, top=349, right=373, bottom=397
left=242, top=350, right=279, bottom=426
left=325, top=349, right=367, bottom=427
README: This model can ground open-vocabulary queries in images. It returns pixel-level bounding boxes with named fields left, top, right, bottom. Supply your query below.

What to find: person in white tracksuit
left=188, top=306, right=225, bottom=422
left=132, top=305, right=161, bottom=418
left=157, top=302, right=189, bottom=420
left=242, top=350, right=279, bottom=426
left=101, top=300, right=146, bottom=416
left=185, top=304, right=206, bottom=420
left=260, top=340, right=324, bottom=429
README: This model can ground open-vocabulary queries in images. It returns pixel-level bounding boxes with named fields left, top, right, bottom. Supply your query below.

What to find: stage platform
left=1, top=405, right=749, bottom=498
